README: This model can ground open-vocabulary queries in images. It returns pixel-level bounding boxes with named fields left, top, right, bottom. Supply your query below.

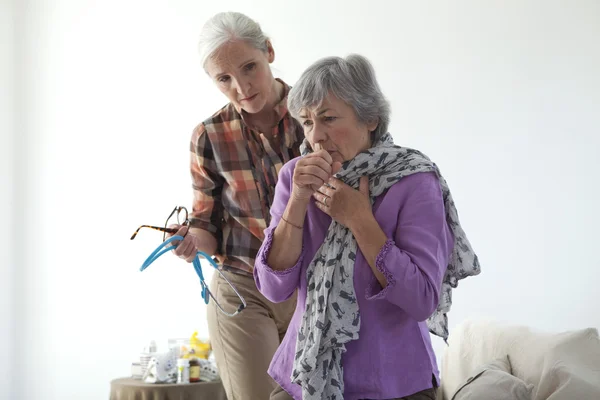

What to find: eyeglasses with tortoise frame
left=130, top=206, right=189, bottom=241
left=130, top=205, right=246, bottom=317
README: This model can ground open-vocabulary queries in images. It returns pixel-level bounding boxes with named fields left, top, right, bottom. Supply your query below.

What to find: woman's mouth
left=241, top=94, right=258, bottom=102
left=327, top=150, right=343, bottom=161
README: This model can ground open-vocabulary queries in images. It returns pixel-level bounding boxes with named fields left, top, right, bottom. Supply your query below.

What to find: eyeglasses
left=130, top=206, right=189, bottom=241
left=131, top=206, right=246, bottom=317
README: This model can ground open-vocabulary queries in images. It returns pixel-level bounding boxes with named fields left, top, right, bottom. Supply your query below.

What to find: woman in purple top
left=254, top=54, right=480, bottom=400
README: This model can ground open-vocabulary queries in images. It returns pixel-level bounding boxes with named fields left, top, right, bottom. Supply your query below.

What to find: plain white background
left=2, top=0, right=599, bottom=399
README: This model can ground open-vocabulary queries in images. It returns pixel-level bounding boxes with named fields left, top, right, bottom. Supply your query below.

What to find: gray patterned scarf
left=290, top=133, right=480, bottom=400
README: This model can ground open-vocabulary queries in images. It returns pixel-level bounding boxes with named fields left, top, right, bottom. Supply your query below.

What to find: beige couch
left=437, top=319, right=600, bottom=400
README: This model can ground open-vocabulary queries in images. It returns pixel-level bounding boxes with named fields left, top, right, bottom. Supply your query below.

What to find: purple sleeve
left=254, top=159, right=304, bottom=303
left=365, top=172, right=454, bottom=321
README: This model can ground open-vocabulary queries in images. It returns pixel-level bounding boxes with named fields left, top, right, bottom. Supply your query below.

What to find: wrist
left=283, top=196, right=309, bottom=225
left=290, top=186, right=312, bottom=206
left=348, top=211, right=376, bottom=236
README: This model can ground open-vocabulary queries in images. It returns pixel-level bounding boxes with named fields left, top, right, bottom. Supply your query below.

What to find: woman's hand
left=313, top=176, right=372, bottom=230
left=292, top=150, right=341, bottom=203
left=316, top=175, right=391, bottom=288
left=166, top=225, right=217, bottom=263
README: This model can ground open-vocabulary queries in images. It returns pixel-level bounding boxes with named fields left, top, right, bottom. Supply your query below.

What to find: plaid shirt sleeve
left=189, top=123, right=225, bottom=238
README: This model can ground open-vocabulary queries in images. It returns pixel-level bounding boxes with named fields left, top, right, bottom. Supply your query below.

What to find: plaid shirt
left=189, top=80, right=303, bottom=275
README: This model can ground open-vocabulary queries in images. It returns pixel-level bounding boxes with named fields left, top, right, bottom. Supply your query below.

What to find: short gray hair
left=197, top=12, right=269, bottom=69
left=288, top=54, right=391, bottom=141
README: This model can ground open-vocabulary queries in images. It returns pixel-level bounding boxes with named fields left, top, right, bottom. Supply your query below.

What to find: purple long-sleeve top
left=254, top=157, right=454, bottom=400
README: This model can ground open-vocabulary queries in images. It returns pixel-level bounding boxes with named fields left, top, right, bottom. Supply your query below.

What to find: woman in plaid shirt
left=169, top=12, right=304, bottom=400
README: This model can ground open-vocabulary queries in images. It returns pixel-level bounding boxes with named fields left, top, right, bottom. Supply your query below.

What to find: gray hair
left=197, top=12, right=270, bottom=69
left=288, top=54, right=391, bottom=141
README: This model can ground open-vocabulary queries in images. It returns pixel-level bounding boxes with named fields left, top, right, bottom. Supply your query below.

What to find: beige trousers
left=207, top=271, right=297, bottom=400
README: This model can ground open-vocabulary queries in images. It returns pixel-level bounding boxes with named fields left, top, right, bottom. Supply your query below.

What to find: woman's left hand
left=314, top=175, right=372, bottom=229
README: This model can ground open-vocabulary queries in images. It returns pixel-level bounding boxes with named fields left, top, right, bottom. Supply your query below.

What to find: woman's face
left=205, top=40, right=276, bottom=114
left=299, top=94, right=378, bottom=163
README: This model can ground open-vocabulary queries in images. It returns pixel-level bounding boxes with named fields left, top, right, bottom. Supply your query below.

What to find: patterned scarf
left=290, top=133, right=480, bottom=400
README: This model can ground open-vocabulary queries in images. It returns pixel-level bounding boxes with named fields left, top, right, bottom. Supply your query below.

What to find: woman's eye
left=244, top=63, right=256, bottom=71
left=218, top=76, right=230, bottom=83
left=303, top=120, right=313, bottom=127
left=323, top=116, right=336, bottom=122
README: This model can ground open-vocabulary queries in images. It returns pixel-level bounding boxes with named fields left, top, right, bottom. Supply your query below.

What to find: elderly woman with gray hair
left=254, top=54, right=480, bottom=400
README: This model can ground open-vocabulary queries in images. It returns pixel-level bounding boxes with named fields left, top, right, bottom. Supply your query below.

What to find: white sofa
left=437, top=319, right=600, bottom=400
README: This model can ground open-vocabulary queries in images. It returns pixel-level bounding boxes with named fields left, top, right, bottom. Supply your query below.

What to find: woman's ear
left=367, top=118, right=379, bottom=133
left=266, top=40, right=275, bottom=63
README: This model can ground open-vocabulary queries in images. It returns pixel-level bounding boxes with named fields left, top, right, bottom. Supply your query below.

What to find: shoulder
left=374, top=171, right=445, bottom=228
left=395, top=170, right=440, bottom=190
left=384, top=171, right=443, bottom=204
left=191, top=103, right=241, bottom=146
left=378, top=144, right=442, bottom=198
left=202, top=102, right=239, bottom=129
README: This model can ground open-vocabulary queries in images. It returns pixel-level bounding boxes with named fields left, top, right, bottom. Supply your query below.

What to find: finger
left=184, top=249, right=197, bottom=263
left=312, top=192, right=330, bottom=205
left=295, top=174, right=327, bottom=190
left=183, top=241, right=196, bottom=259
left=359, top=176, right=370, bottom=196
left=170, top=225, right=188, bottom=248
left=164, top=223, right=181, bottom=240
left=175, top=225, right=188, bottom=238
left=173, top=234, right=192, bottom=256
left=332, top=161, right=342, bottom=174
left=297, top=165, right=331, bottom=183
left=178, top=240, right=195, bottom=259
left=314, top=199, right=330, bottom=214
left=316, top=184, right=334, bottom=197
left=309, top=184, right=322, bottom=193
left=298, top=156, right=332, bottom=176
left=328, top=177, right=342, bottom=190
left=312, top=149, right=333, bottom=165
left=172, top=238, right=186, bottom=256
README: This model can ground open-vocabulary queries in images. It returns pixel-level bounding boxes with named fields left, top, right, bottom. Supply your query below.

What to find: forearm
left=349, top=213, right=389, bottom=288
left=267, top=197, right=308, bottom=271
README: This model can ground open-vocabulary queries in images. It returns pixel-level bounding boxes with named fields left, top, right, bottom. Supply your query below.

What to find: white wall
left=1, top=1, right=15, bottom=398
left=7, top=0, right=600, bottom=399
left=11, top=1, right=47, bottom=399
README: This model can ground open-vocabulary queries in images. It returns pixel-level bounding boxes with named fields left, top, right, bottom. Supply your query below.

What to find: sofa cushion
left=450, top=356, right=533, bottom=400
left=535, top=328, right=600, bottom=399
left=439, top=319, right=600, bottom=400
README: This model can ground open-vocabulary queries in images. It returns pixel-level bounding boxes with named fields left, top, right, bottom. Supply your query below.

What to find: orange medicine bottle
left=189, top=358, right=200, bottom=382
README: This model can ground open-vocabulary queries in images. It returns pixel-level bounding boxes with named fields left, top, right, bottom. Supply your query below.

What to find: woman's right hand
left=165, top=224, right=219, bottom=263
left=292, top=150, right=339, bottom=203
left=165, top=225, right=210, bottom=263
